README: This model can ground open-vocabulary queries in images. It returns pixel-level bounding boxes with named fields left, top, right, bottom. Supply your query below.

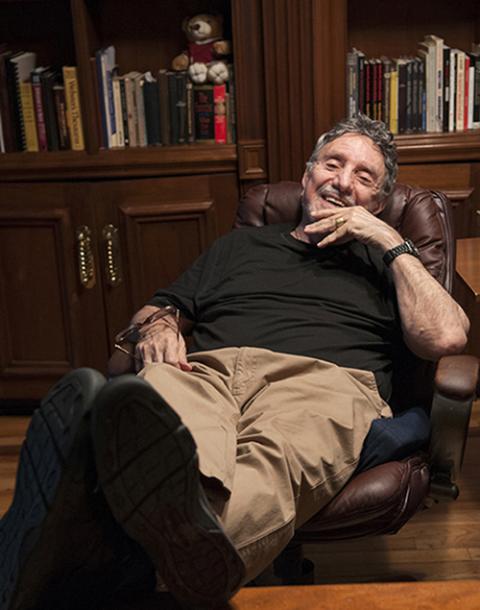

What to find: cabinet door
left=92, top=174, right=239, bottom=347
left=0, top=182, right=109, bottom=400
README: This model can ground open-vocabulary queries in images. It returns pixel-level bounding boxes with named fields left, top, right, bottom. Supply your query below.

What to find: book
left=381, top=57, right=393, bottom=127
left=117, top=76, right=130, bottom=146
left=95, top=46, right=117, bottom=147
left=424, top=34, right=444, bottom=131
left=395, top=58, right=408, bottom=134
left=40, top=68, right=60, bottom=150
left=193, top=84, right=215, bottom=143
left=89, top=56, right=105, bottom=149
left=214, top=83, right=227, bottom=143
left=19, top=81, right=39, bottom=151
left=0, top=103, right=4, bottom=152
left=449, top=49, right=457, bottom=132
left=226, top=66, right=236, bottom=144
left=472, top=52, right=480, bottom=128
left=133, top=72, right=147, bottom=147
left=186, top=80, right=195, bottom=143
left=157, top=69, right=171, bottom=145
left=168, top=71, right=188, bottom=144
left=123, top=72, right=139, bottom=147
left=346, top=49, right=361, bottom=118
left=467, top=55, right=474, bottom=129
left=62, top=66, right=85, bottom=150
left=389, top=67, right=398, bottom=134
left=7, top=51, right=37, bottom=150
left=418, top=40, right=437, bottom=132
left=53, top=85, right=70, bottom=150
left=0, top=49, right=16, bottom=152
left=142, top=72, right=161, bottom=146
left=455, top=50, right=465, bottom=131
left=112, top=76, right=125, bottom=147
left=30, top=67, right=48, bottom=151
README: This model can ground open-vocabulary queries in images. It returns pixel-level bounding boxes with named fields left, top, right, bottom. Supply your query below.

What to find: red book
left=31, top=72, right=48, bottom=151
left=214, top=83, right=227, bottom=144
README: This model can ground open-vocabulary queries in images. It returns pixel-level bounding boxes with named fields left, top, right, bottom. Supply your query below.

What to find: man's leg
left=207, top=349, right=392, bottom=583
left=91, top=373, right=244, bottom=608
left=0, top=369, right=155, bottom=610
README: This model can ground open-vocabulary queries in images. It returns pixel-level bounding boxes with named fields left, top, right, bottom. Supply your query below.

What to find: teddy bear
left=171, top=13, right=231, bottom=84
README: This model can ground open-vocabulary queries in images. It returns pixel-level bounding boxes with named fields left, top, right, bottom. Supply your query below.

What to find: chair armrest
left=428, top=354, right=479, bottom=501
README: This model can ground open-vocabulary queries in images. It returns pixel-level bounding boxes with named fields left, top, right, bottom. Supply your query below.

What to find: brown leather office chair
left=236, top=181, right=479, bottom=582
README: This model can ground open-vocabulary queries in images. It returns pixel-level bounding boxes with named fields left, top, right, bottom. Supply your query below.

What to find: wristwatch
left=383, top=238, right=420, bottom=267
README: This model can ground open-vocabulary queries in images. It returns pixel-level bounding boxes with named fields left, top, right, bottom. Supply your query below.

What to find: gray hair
left=305, top=114, right=398, bottom=197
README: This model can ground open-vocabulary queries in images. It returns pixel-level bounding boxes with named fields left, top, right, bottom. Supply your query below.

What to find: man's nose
left=333, top=168, right=353, bottom=193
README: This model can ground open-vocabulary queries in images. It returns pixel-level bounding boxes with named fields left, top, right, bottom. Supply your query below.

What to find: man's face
left=301, top=133, right=387, bottom=221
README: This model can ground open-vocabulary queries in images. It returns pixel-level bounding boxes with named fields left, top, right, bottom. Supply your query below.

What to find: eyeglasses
left=114, top=305, right=180, bottom=363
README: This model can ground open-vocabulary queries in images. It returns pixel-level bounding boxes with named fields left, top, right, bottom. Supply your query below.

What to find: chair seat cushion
left=356, top=406, right=431, bottom=473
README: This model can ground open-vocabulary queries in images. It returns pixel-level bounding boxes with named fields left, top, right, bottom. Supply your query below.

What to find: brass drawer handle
left=76, top=225, right=96, bottom=289
left=102, top=224, right=123, bottom=287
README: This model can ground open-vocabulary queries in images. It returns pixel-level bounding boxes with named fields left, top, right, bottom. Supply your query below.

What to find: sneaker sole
left=92, top=375, right=245, bottom=607
left=0, top=368, right=107, bottom=610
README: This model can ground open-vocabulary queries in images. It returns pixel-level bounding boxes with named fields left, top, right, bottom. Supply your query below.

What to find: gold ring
left=335, top=217, right=346, bottom=230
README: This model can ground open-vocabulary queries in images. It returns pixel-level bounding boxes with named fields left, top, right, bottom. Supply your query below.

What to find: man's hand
left=304, top=207, right=403, bottom=252
left=130, top=305, right=192, bottom=373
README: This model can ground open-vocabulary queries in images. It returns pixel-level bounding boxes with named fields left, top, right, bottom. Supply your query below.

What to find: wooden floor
left=1, top=407, right=480, bottom=591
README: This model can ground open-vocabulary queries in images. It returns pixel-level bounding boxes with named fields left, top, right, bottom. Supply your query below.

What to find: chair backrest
left=234, top=181, right=456, bottom=410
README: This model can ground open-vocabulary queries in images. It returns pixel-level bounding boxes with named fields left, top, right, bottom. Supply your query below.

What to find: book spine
left=464, top=55, right=470, bottom=130
left=186, top=80, right=195, bottom=143
left=382, top=62, right=391, bottom=127
left=135, top=75, right=147, bottom=147
left=435, top=41, right=443, bottom=131
left=397, top=61, right=407, bottom=134
left=456, top=52, right=465, bottom=131
left=418, top=58, right=426, bottom=132
left=389, top=69, right=398, bottom=135
left=62, top=66, right=85, bottom=150
left=346, top=51, right=357, bottom=118
left=473, top=55, right=480, bottom=127
left=142, top=80, right=161, bottom=145
left=31, top=77, right=48, bottom=151
left=193, top=84, right=215, bottom=143
left=468, top=63, right=475, bottom=129
left=89, top=56, right=105, bottom=149
left=226, top=67, right=236, bottom=144
left=175, top=72, right=187, bottom=144
left=0, top=53, right=16, bottom=151
left=19, top=81, right=39, bottom=151
left=214, top=83, right=227, bottom=143
left=405, top=59, right=413, bottom=133
left=95, top=51, right=109, bottom=147
left=124, top=76, right=138, bottom=147
left=112, top=77, right=125, bottom=147
left=443, top=48, right=450, bottom=132
left=118, top=77, right=130, bottom=146
left=41, top=73, right=60, bottom=150
left=157, top=69, right=171, bottom=145
left=53, top=85, right=70, bottom=150
left=449, top=50, right=457, bottom=132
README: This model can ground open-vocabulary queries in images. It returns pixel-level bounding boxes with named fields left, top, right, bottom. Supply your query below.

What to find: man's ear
left=301, top=171, right=308, bottom=190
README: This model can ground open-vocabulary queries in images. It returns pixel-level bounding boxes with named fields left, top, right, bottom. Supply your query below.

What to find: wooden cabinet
left=0, top=172, right=238, bottom=400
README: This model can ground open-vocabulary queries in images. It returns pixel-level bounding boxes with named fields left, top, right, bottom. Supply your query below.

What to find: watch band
left=383, top=238, right=420, bottom=267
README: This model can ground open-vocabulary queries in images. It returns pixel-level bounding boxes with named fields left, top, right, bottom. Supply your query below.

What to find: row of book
left=346, top=36, right=480, bottom=135
left=93, top=45, right=236, bottom=149
left=0, top=48, right=84, bottom=153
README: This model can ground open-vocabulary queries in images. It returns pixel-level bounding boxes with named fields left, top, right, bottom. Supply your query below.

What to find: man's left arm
left=305, top=206, right=470, bottom=361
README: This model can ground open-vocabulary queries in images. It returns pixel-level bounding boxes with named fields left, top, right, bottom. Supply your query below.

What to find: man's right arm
left=108, top=304, right=195, bottom=377
left=132, top=304, right=194, bottom=372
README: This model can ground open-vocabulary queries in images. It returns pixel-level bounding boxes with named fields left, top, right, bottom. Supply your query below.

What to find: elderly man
left=1, top=115, right=468, bottom=610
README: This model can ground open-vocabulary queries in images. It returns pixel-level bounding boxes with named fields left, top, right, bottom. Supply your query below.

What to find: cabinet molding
left=238, top=139, right=267, bottom=180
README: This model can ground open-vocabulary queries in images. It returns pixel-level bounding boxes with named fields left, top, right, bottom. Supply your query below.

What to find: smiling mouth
left=324, top=196, right=345, bottom=207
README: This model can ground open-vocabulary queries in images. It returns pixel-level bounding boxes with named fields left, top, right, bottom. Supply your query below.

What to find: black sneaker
left=91, top=375, right=245, bottom=608
left=0, top=368, right=155, bottom=610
